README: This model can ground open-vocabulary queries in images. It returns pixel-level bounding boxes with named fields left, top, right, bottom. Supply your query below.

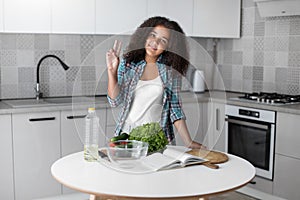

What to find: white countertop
left=1, top=91, right=300, bottom=115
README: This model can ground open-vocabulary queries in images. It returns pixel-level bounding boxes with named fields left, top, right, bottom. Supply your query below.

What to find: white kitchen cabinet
left=60, top=108, right=106, bottom=194
left=273, top=154, right=300, bottom=200
left=193, top=0, right=241, bottom=38
left=213, top=102, right=226, bottom=151
left=61, top=110, right=86, bottom=195
left=0, top=114, right=14, bottom=200
left=2, top=0, right=241, bottom=37
left=61, top=108, right=107, bottom=157
left=95, top=0, right=148, bottom=34
left=246, top=176, right=273, bottom=195
left=61, top=110, right=86, bottom=157
left=3, top=0, right=51, bottom=33
left=276, top=112, right=300, bottom=158
left=51, top=0, right=95, bottom=34
left=147, top=0, right=194, bottom=36
left=106, top=107, right=121, bottom=141
left=0, top=0, right=4, bottom=32
left=12, top=111, right=61, bottom=200
left=175, top=101, right=204, bottom=146
left=273, top=112, right=300, bottom=200
left=202, top=101, right=226, bottom=151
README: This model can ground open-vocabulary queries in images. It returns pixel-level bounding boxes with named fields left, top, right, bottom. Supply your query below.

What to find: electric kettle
left=192, top=70, right=205, bottom=92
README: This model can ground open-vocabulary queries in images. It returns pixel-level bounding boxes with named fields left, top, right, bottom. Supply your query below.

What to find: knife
left=98, top=150, right=109, bottom=161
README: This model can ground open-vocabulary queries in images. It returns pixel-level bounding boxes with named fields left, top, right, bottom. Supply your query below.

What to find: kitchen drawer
left=276, top=112, right=300, bottom=159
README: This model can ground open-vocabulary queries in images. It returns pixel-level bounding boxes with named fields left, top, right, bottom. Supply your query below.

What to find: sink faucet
left=35, top=55, right=70, bottom=100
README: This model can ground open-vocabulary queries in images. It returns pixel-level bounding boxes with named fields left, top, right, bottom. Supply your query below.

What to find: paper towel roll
left=192, top=70, right=205, bottom=92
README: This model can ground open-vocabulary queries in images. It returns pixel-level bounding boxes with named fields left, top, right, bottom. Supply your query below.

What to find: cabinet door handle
left=66, top=115, right=86, bottom=119
left=29, top=117, right=56, bottom=122
left=216, top=108, right=220, bottom=131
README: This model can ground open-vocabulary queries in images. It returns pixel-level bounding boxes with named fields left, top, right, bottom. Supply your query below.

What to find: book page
left=163, top=148, right=207, bottom=166
left=142, top=153, right=182, bottom=171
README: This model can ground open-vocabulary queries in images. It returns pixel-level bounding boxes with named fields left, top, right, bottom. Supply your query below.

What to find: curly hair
left=123, top=16, right=189, bottom=76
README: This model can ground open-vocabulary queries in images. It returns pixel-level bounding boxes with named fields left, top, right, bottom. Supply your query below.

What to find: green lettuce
left=129, top=122, right=168, bottom=153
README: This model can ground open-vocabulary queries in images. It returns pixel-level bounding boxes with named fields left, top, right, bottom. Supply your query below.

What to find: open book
left=142, top=146, right=208, bottom=171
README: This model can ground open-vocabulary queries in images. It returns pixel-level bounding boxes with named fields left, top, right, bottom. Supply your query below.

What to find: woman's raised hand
left=106, top=40, right=122, bottom=74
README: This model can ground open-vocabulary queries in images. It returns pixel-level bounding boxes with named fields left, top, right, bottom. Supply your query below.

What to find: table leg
left=90, top=195, right=96, bottom=200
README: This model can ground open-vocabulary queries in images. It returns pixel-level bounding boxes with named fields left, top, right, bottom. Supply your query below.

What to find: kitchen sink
left=3, top=97, right=95, bottom=108
left=3, top=99, right=54, bottom=108
left=44, top=96, right=94, bottom=104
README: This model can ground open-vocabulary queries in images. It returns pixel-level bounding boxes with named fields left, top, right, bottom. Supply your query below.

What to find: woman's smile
left=148, top=42, right=158, bottom=51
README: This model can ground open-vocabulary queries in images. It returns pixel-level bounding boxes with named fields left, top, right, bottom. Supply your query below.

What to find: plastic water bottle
left=84, top=107, right=100, bottom=161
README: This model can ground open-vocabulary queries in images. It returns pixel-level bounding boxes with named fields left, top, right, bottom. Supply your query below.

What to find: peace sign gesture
left=106, top=40, right=122, bottom=74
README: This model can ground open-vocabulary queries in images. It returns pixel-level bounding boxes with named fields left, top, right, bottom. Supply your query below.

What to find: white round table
left=51, top=151, right=255, bottom=200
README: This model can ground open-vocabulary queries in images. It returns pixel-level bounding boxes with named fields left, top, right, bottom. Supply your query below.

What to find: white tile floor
left=34, top=193, right=89, bottom=200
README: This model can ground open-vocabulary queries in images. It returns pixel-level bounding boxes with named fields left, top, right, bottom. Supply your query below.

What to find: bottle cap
left=88, top=107, right=95, bottom=111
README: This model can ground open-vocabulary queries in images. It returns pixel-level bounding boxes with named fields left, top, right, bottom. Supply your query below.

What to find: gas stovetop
left=233, top=92, right=300, bottom=105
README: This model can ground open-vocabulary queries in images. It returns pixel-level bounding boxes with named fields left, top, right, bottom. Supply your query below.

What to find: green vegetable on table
left=128, top=122, right=168, bottom=153
left=110, top=132, right=129, bottom=142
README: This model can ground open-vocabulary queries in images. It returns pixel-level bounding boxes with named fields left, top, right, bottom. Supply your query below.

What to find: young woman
left=106, top=16, right=202, bottom=149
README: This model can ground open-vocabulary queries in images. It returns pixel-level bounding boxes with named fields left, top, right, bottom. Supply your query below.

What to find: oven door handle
left=225, top=118, right=269, bottom=130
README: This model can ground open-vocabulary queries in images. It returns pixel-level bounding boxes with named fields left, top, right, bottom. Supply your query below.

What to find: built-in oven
left=225, top=105, right=276, bottom=180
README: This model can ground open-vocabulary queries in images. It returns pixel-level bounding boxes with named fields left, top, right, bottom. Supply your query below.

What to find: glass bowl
left=106, top=140, right=148, bottom=168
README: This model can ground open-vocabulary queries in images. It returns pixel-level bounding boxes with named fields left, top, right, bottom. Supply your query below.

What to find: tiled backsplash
left=0, top=0, right=299, bottom=99
left=216, top=0, right=300, bottom=95
left=0, top=33, right=212, bottom=100
left=0, top=34, right=111, bottom=99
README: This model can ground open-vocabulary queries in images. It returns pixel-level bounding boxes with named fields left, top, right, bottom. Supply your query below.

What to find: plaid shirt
left=107, top=58, right=185, bottom=144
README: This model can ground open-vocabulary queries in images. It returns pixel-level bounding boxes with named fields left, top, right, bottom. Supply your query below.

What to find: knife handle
left=203, top=162, right=219, bottom=169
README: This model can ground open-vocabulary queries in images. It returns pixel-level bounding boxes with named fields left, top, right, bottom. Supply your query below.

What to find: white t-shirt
left=122, top=76, right=163, bottom=133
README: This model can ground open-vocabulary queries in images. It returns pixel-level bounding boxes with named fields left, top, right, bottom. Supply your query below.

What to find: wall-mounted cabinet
left=3, top=0, right=51, bottom=33
left=0, top=0, right=3, bottom=31
left=95, top=0, right=148, bottom=34
left=52, top=0, right=95, bottom=34
left=0, top=0, right=241, bottom=38
left=147, top=0, right=194, bottom=36
left=193, top=0, right=241, bottom=38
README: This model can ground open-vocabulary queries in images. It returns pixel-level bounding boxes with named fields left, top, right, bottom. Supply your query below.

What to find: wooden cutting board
left=187, top=149, right=229, bottom=169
